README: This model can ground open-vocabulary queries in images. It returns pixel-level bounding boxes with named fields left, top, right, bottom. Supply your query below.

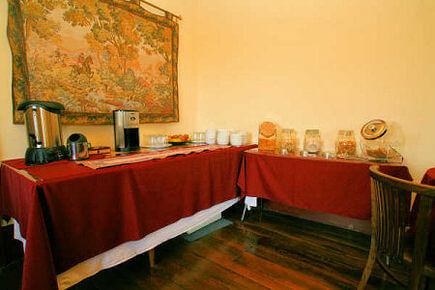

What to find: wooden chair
left=358, top=165, right=435, bottom=289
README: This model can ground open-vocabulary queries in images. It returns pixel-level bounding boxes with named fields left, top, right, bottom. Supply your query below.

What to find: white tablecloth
left=15, top=198, right=239, bottom=289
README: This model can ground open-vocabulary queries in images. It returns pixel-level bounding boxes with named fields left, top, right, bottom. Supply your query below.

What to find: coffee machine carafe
left=17, top=101, right=67, bottom=165
left=113, top=110, right=140, bottom=152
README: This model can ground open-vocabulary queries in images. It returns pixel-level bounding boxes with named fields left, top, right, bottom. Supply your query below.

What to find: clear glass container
left=303, top=129, right=321, bottom=154
left=258, top=121, right=277, bottom=151
left=144, top=135, right=167, bottom=146
left=192, top=132, right=206, bottom=144
left=360, top=119, right=403, bottom=163
left=336, top=130, right=357, bottom=158
left=360, top=140, right=403, bottom=163
left=279, top=129, right=297, bottom=154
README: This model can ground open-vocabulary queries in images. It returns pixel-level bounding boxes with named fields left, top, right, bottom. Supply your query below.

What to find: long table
left=0, top=145, right=254, bottom=290
left=237, top=149, right=411, bottom=220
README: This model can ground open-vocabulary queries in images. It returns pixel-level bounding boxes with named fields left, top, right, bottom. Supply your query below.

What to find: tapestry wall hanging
left=8, top=0, right=179, bottom=124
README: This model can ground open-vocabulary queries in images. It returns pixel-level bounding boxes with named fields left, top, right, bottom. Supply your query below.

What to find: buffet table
left=237, top=149, right=411, bottom=220
left=0, top=145, right=254, bottom=290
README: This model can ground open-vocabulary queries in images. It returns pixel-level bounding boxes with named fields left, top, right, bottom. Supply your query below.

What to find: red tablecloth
left=421, top=168, right=435, bottom=186
left=0, top=145, right=254, bottom=290
left=237, top=149, right=411, bottom=220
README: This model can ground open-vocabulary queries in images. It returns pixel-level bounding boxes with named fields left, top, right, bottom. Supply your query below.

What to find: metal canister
left=67, top=133, right=89, bottom=161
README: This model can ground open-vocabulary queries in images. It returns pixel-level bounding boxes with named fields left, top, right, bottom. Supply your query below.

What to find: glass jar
left=360, top=119, right=403, bottom=163
left=192, top=132, right=206, bottom=144
left=336, top=130, right=357, bottom=158
left=304, top=129, right=321, bottom=154
left=360, top=140, right=403, bottom=163
left=258, top=121, right=277, bottom=151
left=280, top=129, right=297, bottom=154
left=144, top=135, right=167, bottom=146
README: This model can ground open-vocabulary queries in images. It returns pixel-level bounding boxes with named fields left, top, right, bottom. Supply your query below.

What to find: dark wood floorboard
left=1, top=206, right=406, bottom=289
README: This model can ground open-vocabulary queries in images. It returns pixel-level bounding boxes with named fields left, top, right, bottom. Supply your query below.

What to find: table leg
left=148, top=248, right=155, bottom=268
left=259, top=198, right=263, bottom=222
left=241, top=204, right=248, bottom=222
left=0, top=221, right=5, bottom=266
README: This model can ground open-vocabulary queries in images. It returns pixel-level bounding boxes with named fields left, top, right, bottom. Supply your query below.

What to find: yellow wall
left=0, top=0, right=199, bottom=159
left=195, top=0, right=435, bottom=179
left=1, top=0, right=434, bottom=180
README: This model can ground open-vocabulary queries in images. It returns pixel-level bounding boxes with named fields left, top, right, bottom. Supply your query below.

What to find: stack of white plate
left=217, top=129, right=230, bottom=145
left=206, top=129, right=216, bottom=145
left=230, top=131, right=248, bottom=146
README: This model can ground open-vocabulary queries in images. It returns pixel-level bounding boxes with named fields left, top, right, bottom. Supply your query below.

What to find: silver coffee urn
left=18, top=101, right=67, bottom=165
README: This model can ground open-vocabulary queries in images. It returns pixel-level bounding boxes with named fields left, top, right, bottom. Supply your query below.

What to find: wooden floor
left=1, top=206, right=402, bottom=289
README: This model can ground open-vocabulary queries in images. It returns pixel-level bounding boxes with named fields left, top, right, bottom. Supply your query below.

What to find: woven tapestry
left=8, top=0, right=179, bottom=124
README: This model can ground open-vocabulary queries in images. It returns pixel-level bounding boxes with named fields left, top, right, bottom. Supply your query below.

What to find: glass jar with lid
left=360, top=119, right=403, bottom=163
left=258, top=121, right=277, bottom=151
left=336, top=130, right=357, bottom=158
left=279, top=129, right=297, bottom=154
left=303, top=129, right=321, bottom=154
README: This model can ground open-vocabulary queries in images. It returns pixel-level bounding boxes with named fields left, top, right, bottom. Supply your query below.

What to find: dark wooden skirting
left=264, top=201, right=372, bottom=234
left=1, top=205, right=404, bottom=289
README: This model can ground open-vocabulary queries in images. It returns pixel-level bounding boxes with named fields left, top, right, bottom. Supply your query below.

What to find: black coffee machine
left=18, top=101, right=67, bottom=165
left=113, top=110, right=140, bottom=152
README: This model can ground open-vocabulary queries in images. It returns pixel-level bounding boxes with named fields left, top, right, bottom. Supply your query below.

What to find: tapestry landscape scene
left=9, top=0, right=178, bottom=124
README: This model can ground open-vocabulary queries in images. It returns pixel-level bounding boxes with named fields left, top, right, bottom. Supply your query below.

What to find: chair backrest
left=369, top=165, right=435, bottom=287
left=370, top=167, right=408, bottom=263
